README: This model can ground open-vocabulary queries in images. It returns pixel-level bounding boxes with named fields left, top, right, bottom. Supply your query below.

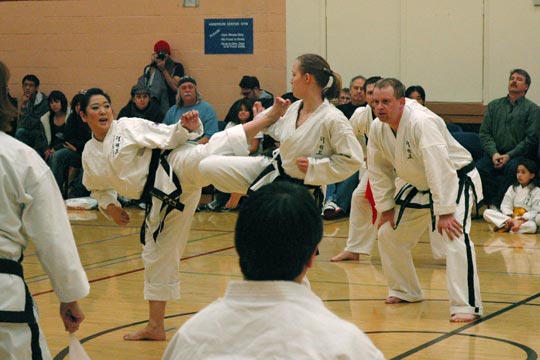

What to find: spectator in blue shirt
left=163, top=76, right=218, bottom=144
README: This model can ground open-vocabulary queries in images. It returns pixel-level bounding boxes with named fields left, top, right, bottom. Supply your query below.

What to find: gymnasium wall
left=286, top=0, right=540, bottom=105
left=2, top=0, right=539, bottom=121
left=0, top=0, right=286, bottom=119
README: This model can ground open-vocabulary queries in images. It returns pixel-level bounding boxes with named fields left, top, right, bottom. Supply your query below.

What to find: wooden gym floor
left=25, top=204, right=540, bottom=359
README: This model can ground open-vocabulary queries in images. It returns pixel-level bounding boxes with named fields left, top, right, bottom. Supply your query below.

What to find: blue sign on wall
left=204, top=18, right=253, bottom=54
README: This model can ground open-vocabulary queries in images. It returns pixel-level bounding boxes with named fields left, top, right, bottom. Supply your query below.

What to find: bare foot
left=123, top=326, right=166, bottom=341
left=450, top=313, right=479, bottom=323
left=330, top=251, right=360, bottom=262
left=385, top=296, right=408, bottom=304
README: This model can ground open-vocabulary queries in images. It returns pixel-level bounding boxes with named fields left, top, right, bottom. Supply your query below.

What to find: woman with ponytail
left=200, top=53, right=363, bottom=207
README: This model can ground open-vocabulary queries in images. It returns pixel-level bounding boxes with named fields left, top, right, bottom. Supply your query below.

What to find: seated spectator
left=477, top=69, right=539, bottom=209
left=39, top=90, right=70, bottom=162
left=162, top=182, right=385, bottom=360
left=405, top=85, right=426, bottom=106
left=163, top=76, right=218, bottom=144
left=15, top=74, right=49, bottom=149
left=49, top=92, right=92, bottom=198
left=338, top=87, right=351, bottom=105
left=137, top=40, right=184, bottom=113
left=223, top=98, right=261, bottom=155
left=337, top=75, right=366, bottom=119
left=483, top=159, right=540, bottom=233
left=223, top=75, right=274, bottom=123
left=202, top=99, right=261, bottom=211
left=118, top=85, right=164, bottom=123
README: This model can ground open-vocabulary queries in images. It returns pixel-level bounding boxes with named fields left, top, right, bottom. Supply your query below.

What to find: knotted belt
left=0, top=258, right=42, bottom=359
left=247, top=154, right=324, bottom=209
left=140, top=149, right=185, bottom=245
left=394, top=162, right=478, bottom=231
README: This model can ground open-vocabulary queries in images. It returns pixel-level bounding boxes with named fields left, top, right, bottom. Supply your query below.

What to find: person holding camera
left=137, top=40, right=184, bottom=114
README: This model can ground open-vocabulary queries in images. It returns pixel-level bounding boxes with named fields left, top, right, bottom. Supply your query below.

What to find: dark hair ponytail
left=296, top=54, right=342, bottom=101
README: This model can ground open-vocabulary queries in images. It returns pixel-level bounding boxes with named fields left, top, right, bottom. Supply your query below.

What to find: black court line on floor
left=368, top=331, right=537, bottom=360
left=53, top=311, right=198, bottom=360
left=388, top=292, right=540, bottom=359
left=52, top=296, right=540, bottom=359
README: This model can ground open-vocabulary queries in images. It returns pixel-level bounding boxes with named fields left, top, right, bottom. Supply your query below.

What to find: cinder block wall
left=0, top=0, right=286, bottom=119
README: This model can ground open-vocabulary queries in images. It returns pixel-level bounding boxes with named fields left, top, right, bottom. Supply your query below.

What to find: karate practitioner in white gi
left=0, top=61, right=89, bottom=359
left=368, top=78, right=483, bottom=322
left=199, top=54, right=363, bottom=198
left=80, top=88, right=289, bottom=341
left=162, top=182, right=385, bottom=360
left=331, top=76, right=381, bottom=261
left=332, top=77, right=446, bottom=262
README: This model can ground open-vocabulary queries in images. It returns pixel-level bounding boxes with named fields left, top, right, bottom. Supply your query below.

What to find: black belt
left=393, top=162, right=478, bottom=231
left=456, top=162, right=479, bottom=206
left=394, top=184, right=434, bottom=230
left=248, top=154, right=324, bottom=209
left=140, top=149, right=185, bottom=245
left=0, top=258, right=43, bottom=359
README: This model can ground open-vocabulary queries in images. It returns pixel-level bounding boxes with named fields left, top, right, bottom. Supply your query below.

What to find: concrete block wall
left=0, top=0, right=286, bottom=119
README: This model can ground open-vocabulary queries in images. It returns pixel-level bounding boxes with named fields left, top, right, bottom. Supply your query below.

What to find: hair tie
left=322, top=67, right=333, bottom=77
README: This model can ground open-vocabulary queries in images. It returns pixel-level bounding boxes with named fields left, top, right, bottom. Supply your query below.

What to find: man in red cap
left=137, top=40, right=185, bottom=113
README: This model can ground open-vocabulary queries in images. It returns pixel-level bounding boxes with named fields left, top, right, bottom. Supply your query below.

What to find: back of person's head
left=296, top=53, right=342, bottom=101
left=235, top=182, right=323, bottom=281
left=22, top=74, right=40, bottom=87
left=80, top=88, right=111, bottom=115
left=375, top=78, right=406, bottom=99
left=239, top=76, right=260, bottom=90
left=48, top=90, right=68, bottom=113
left=0, top=61, right=17, bottom=132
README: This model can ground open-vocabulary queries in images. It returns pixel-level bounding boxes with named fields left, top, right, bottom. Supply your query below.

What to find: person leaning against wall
left=138, top=40, right=185, bottom=114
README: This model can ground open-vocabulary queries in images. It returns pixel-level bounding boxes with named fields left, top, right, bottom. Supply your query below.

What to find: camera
left=156, top=51, right=167, bottom=61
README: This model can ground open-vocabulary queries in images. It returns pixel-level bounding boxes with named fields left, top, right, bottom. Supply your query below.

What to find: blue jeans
left=49, top=148, right=82, bottom=195
left=15, top=127, right=42, bottom=150
left=324, top=171, right=359, bottom=213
